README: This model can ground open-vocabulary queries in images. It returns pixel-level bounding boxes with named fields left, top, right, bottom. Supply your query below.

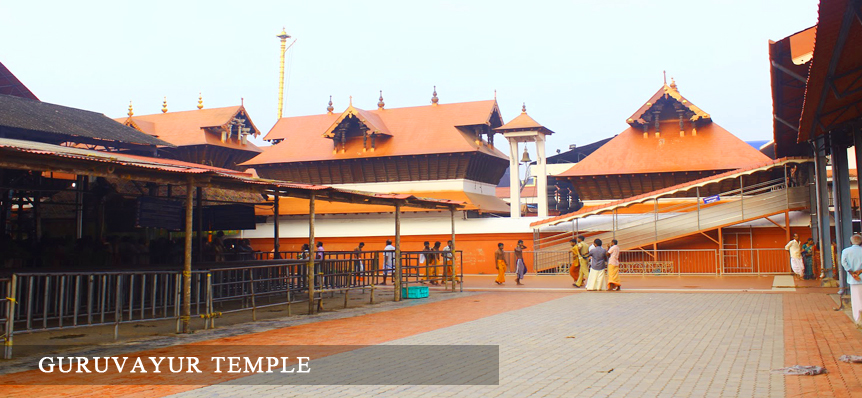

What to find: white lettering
left=130, top=357, right=147, bottom=373
left=38, top=357, right=54, bottom=373
left=93, top=357, right=109, bottom=373
left=112, top=357, right=128, bottom=373
left=266, top=357, right=279, bottom=373
left=76, top=357, right=91, bottom=373
left=281, top=357, right=295, bottom=374
left=148, top=357, right=164, bottom=373
left=187, top=357, right=201, bottom=373
left=168, top=357, right=184, bottom=373
left=244, top=357, right=262, bottom=373
left=57, top=357, right=73, bottom=373
left=211, top=357, right=226, bottom=373
left=297, top=357, right=310, bottom=373
left=228, top=357, right=241, bottom=373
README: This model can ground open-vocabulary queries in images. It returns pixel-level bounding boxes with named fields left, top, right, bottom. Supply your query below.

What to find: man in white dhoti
left=586, top=239, right=608, bottom=291
left=841, top=234, right=862, bottom=326
left=785, top=234, right=804, bottom=278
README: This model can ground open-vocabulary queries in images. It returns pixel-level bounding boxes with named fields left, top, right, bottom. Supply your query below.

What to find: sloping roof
left=798, top=0, right=862, bottom=142
left=546, top=136, right=615, bottom=164
left=0, top=94, right=169, bottom=147
left=119, top=106, right=262, bottom=152
left=246, top=100, right=507, bottom=165
left=533, top=157, right=811, bottom=228
left=769, top=26, right=816, bottom=157
left=0, top=61, right=37, bottom=100
left=321, top=105, right=392, bottom=138
left=628, top=82, right=711, bottom=124
left=556, top=121, right=773, bottom=177
left=494, top=110, right=555, bottom=135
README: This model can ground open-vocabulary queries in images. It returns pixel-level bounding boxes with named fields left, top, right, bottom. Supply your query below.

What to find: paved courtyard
left=3, top=288, right=861, bottom=397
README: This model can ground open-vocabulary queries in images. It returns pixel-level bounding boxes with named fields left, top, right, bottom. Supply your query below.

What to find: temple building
left=556, top=80, right=773, bottom=203
left=117, top=97, right=263, bottom=170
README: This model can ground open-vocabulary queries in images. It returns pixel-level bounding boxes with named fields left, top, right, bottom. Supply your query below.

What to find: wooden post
left=717, top=227, right=723, bottom=275
left=182, top=177, right=194, bottom=333
left=273, top=190, right=281, bottom=259
left=450, top=206, right=457, bottom=291
left=307, top=195, right=316, bottom=314
left=75, top=175, right=84, bottom=239
left=394, top=202, right=402, bottom=302
left=196, top=186, right=203, bottom=262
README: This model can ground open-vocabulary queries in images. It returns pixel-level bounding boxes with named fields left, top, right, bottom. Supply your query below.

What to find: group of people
left=785, top=233, right=818, bottom=280
left=493, top=240, right=528, bottom=285
left=569, top=236, right=621, bottom=291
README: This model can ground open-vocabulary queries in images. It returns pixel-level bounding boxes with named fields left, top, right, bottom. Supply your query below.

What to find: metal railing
left=1, top=250, right=463, bottom=359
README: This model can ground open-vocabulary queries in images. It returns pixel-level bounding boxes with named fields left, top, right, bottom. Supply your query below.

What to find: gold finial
left=197, top=92, right=203, bottom=109
left=431, top=86, right=439, bottom=105
left=669, top=77, right=677, bottom=90
left=277, top=27, right=290, bottom=40
left=327, top=95, right=334, bottom=114
left=127, top=101, right=134, bottom=117
left=494, top=89, right=497, bottom=99
left=161, top=97, right=168, bottom=113
left=663, top=70, right=667, bottom=85
left=521, top=102, right=526, bottom=113
left=377, top=90, right=385, bottom=110
left=349, top=95, right=352, bottom=107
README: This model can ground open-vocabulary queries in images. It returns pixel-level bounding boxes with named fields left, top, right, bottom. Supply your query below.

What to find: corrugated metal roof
left=0, top=94, right=170, bottom=147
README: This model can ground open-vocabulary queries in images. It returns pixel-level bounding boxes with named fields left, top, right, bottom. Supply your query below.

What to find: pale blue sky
left=0, top=0, right=818, bottom=154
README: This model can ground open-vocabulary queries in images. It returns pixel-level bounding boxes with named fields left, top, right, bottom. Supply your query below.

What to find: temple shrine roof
left=0, top=61, right=37, bottom=100
left=118, top=105, right=262, bottom=152
left=557, top=83, right=772, bottom=177
left=246, top=99, right=507, bottom=166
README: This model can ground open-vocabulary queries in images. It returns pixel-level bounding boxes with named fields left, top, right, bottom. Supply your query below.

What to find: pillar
left=273, top=190, right=280, bottom=259
left=832, top=137, right=853, bottom=293
left=182, top=177, right=193, bottom=333
left=307, top=195, right=316, bottom=314
left=536, top=134, right=548, bottom=218
left=813, top=136, right=833, bottom=278
left=508, top=140, right=521, bottom=218
left=75, top=175, right=84, bottom=239
left=394, top=202, right=402, bottom=301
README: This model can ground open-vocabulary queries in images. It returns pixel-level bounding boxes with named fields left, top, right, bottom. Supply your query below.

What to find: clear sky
left=0, top=0, right=818, bottom=155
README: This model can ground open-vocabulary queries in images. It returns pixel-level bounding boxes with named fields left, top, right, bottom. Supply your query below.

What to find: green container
left=401, top=286, right=429, bottom=299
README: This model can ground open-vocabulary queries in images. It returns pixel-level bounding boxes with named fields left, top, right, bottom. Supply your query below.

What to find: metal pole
left=273, top=190, right=281, bottom=259
left=394, top=202, right=402, bottom=301
left=182, top=177, right=193, bottom=333
left=740, top=176, right=745, bottom=220
left=4, top=276, right=16, bottom=359
left=196, top=186, right=203, bottom=263
left=696, top=186, right=701, bottom=230
left=450, top=206, right=457, bottom=291
left=307, top=195, right=316, bottom=314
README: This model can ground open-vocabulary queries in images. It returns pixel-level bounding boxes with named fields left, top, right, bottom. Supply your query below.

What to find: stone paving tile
left=170, top=293, right=785, bottom=398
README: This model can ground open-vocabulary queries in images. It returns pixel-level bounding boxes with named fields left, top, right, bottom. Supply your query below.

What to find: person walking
left=841, top=234, right=862, bottom=326
left=569, top=239, right=580, bottom=286
left=585, top=239, right=608, bottom=291
left=785, top=234, right=804, bottom=278
left=429, top=242, right=442, bottom=285
left=494, top=243, right=507, bottom=285
left=575, top=235, right=590, bottom=288
left=382, top=239, right=395, bottom=285
left=514, top=240, right=527, bottom=285
left=607, top=239, right=621, bottom=291
left=802, top=238, right=816, bottom=280
left=419, top=241, right=431, bottom=282
left=353, top=242, right=365, bottom=284
left=443, top=240, right=457, bottom=283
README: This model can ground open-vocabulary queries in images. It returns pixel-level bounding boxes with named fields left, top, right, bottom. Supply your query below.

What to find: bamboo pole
left=182, top=177, right=193, bottom=333
left=307, top=195, right=316, bottom=314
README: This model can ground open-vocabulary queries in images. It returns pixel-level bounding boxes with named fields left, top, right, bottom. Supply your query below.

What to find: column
left=832, top=137, right=853, bottom=293
left=182, top=177, right=194, bottom=333
left=813, top=136, right=833, bottom=278
left=508, top=140, right=521, bottom=218
left=536, top=134, right=548, bottom=218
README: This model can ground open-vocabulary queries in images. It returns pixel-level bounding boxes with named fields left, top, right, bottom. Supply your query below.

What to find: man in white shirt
left=382, top=239, right=395, bottom=285
left=841, top=234, right=862, bottom=325
left=785, top=234, right=804, bottom=278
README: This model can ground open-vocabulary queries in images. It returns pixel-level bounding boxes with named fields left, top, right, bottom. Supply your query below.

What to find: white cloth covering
left=586, top=268, right=607, bottom=291
left=790, top=257, right=804, bottom=276
left=852, top=284, right=862, bottom=324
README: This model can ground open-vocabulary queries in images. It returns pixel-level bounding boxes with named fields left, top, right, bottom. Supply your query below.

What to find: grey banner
left=4, top=345, right=499, bottom=386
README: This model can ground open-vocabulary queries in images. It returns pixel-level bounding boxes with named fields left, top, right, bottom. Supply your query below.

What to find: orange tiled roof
left=557, top=120, right=771, bottom=177
left=117, top=106, right=262, bottom=152
left=245, top=100, right=507, bottom=165
left=494, top=111, right=555, bottom=134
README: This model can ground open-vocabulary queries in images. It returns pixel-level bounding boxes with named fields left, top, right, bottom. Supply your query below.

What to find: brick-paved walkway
left=5, top=290, right=862, bottom=398
left=171, top=293, right=786, bottom=398
left=783, top=294, right=862, bottom=397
